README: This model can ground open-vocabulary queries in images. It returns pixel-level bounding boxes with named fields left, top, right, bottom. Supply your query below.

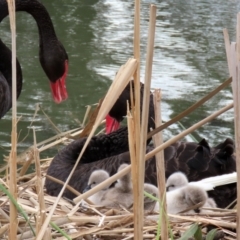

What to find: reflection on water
left=0, top=0, right=240, bottom=161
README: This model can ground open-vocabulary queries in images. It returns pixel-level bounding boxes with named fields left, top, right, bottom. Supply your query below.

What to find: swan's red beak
left=106, top=115, right=120, bottom=134
left=50, top=60, right=69, bottom=103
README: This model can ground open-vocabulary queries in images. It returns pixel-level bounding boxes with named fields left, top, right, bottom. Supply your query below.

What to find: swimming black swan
left=0, top=0, right=68, bottom=118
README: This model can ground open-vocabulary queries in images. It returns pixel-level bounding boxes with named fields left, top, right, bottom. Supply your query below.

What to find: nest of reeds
left=0, top=142, right=237, bottom=239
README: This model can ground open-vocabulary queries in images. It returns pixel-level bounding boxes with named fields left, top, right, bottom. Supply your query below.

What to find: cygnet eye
left=92, top=181, right=96, bottom=185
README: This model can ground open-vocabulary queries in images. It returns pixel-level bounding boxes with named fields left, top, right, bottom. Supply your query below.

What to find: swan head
left=105, top=81, right=154, bottom=134
left=40, top=40, right=69, bottom=104
left=166, top=172, right=188, bottom=191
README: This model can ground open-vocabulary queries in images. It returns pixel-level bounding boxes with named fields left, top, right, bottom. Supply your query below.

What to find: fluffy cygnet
left=165, top=185, right=208, bottom=214
left=85, top=169, right=110, bottom=205
left=166, top=172, right=218, bottom=212
left=143, top=182, right=208, bottom=214
left=100, top=164, right=133, bottom=208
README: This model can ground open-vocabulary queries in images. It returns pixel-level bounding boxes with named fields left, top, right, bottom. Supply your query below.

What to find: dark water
left=0, top=0, right=240, bottom=161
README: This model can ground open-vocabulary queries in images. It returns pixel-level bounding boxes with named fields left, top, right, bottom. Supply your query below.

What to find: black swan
left=0, top=39, right=22, bottom=118
left=45, top=81, right=155, bottom=193
left=0, top=0, right=68, bottom=118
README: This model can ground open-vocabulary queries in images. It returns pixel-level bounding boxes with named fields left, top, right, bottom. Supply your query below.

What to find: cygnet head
left=84, top=169, right=110, bottom=192
left=115, top=164, right=132, bottom=192
left=166, top=172, right=188, bottom=191
left=181, top=185, right=208, bottom=210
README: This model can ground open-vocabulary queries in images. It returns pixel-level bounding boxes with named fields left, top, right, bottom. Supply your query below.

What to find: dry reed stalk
left=82, top=105, right=92, bottom=127
left=132, top=0, right=141, bottom=238
left=36, top=59, right=137, bottom=240
left=126, top=102, right=140, bottom=238
left=147, top=76, right=232, bottom=139
left=232, top=13, right=240, bottom=240
left=0, top=208, right=23, bottom=233
left=32, top=128, right=46, bottom=235
left=133, top=4, right=157, bottom=240
left=152, top=89, right=168, bottom=239
left=74, top=98, right=104, bottom=139
left=0, top=224, right=9, bottom=237
left=73, top=101, right=233, bottom=208
left=6, top=0, right=18, bottom=238
left=19, top=154, right=34, bottom=177
left=223, top=28, right=231, bottom=74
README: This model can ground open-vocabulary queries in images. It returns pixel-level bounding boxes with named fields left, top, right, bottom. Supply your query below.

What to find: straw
left=6, top=0, right=18, bottom=238
left=33, top=128, right=46, bottom=235
left=152, top=89, right=168, bottom=239
left=223, top=28, right=231, bottom=74
left=232, top=13, right=240, bottom=240
left=133, top=0, right=141, bottom=237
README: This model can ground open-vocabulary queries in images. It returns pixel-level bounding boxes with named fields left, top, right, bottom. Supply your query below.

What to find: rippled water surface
left=0, top=0, right=240, bottom=161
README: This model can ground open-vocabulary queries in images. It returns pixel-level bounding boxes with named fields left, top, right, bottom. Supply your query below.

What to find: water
left=0, top=0, right=240, bottom=161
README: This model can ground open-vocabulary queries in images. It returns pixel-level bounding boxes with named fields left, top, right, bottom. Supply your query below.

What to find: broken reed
left=223, top=13, right=240, bottom=240
left=152, top=89, right=169, bottom=239
left=6, top=0, right=18, bottom=239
